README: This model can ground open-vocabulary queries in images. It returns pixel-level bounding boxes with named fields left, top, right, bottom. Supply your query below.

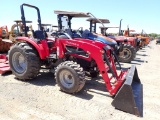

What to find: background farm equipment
left=40, top=24, right=54, bottom=37
left=0, top=25, right=9, bottom=39
left=8, top=3, right=143, bottom=116
left=86, top=17, right=137, bottom=63
left=136, top=30, right=150, bottom=47
left=0, top=39, right=12, bottom=53
left=97, top=19, right=137, bottom=63
left=0, top=20, right=33, bottom=53
left=156, top=37, right=160, bottom=44
left=85, top=18, right=119, bottom=49
left=127, top=29, right=150, bottom=48
left=0, top=26, right=12, bottom=53
left=0, top=54, right=10, bottom=75
left=8, top=20, right=33, bottom=41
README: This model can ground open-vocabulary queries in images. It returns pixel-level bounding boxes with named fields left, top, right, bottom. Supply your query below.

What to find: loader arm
left=57, top=38, right=127, bottom=96
left=57, top=38, right=143, bottom=116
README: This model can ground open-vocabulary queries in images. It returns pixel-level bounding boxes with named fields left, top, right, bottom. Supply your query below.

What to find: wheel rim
left=59, top=70, right=75, bottom=89
left=121, top=48, right=132, bottom=60
left=12, top=52, right=27, bottom=73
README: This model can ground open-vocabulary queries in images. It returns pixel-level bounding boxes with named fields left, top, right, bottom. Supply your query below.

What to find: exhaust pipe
left=112, top=65, right=143, bottom=117
left=119, top=19, right=123, bottom=36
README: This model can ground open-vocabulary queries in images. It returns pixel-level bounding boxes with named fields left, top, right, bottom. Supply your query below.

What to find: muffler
left=112, top=65, right=143, bottom=117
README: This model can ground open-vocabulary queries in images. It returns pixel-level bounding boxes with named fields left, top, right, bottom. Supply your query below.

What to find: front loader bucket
left=112, top=65, right=143, bottom=117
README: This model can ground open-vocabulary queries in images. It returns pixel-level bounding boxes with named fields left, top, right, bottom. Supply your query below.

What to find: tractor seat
left=81, top=29, right=97, bottom=40
left=72, top=30, right=82, bottom=38
left=32, top=30, right=45, bottom=40
left=81, top=29, right=90, bottom=38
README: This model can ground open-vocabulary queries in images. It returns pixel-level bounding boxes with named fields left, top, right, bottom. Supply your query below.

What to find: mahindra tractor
left=99, top=19, right=139, bottom=63
left=136, top=29, right=150, bottom=47
left=127, top=29, right=150, bottom=48
left=8, top=4, right=143, bottom=116
left=121, top=26, right=142, bottom=51
left=85, top=18, right=133, bottom=63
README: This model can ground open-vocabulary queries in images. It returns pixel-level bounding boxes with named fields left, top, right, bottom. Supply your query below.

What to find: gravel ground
left=0, top=40, right=159, bottom=120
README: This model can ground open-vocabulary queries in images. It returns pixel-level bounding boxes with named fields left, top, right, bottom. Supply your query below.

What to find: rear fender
left=16, top=37, right=49, bottom=59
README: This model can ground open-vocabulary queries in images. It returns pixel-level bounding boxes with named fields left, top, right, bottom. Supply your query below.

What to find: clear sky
left=1, top=0, right=159, bottom=34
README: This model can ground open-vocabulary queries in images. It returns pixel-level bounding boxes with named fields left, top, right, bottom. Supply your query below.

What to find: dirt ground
left=0, top=40, right=159, bottom=120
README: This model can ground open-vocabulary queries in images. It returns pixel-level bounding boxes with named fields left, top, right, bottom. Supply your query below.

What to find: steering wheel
left=51, top=31, right=66, bottom=38
left=77, top=27, right=83, bottom=35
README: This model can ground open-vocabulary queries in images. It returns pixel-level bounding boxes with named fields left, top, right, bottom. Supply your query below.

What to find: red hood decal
left=113, top=36, right=136, bottom=41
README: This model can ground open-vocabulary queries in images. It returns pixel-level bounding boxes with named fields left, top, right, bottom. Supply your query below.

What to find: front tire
left=8, top=42, right=40, bottom=80
left=55, top=61, right=85, bottom=93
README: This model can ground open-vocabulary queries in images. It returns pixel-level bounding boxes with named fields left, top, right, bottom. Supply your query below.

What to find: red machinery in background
left=0, top=54, right=10, bottom=75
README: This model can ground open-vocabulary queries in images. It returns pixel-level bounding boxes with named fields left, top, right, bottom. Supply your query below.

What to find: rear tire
left=118, top=44, right=136, bottom=63
left=8, top=42, right=40, bottom=80
left=55, top=61, right=85, bottom=93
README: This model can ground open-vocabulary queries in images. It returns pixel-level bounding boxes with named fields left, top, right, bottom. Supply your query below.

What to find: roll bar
left=20, top=3, right=42, bottom=36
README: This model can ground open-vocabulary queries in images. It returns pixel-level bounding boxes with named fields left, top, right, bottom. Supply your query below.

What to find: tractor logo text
left=66, top=41, right=79, bottom=46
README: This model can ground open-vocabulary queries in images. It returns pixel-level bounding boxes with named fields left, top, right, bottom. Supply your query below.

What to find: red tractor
left=8, top=4, right=143, bottom=116
left=99, top=19, right=139, bottom=63
left=85, top=17, right=134, bottom=63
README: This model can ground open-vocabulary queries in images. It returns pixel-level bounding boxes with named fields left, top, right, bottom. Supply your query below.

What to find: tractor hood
left=96, top=35, right=117, bottom=45
left=81, top=30, right=117, bottom=45
left=108, top=35, right=135, bottom=42
left=88, top=34, right=117, bottom=45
